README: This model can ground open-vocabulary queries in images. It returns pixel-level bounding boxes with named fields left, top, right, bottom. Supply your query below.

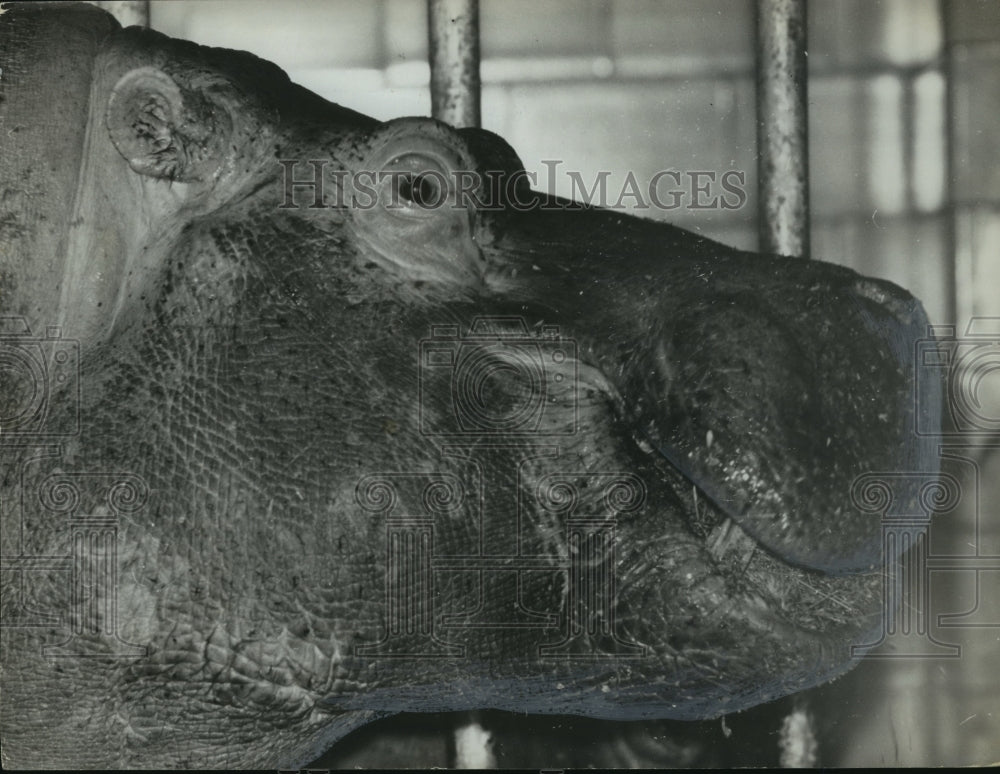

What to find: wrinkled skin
left=0, top=5, right=940, bottom=768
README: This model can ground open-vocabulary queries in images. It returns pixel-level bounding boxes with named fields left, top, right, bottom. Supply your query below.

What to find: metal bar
left=939, top=0, right=958, bottom=328
left=427, top=0, right=481, bottom=128
left=755, top=0, right=809, bottom=257
left=92, top=1, right=149, bottom=28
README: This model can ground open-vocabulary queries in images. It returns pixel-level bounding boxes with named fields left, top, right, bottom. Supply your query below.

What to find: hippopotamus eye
left=376, top=151, right=452, bottom=218
left=397, top=173, right=442, bottom=209
left=351, top=127, right=483, bottom=286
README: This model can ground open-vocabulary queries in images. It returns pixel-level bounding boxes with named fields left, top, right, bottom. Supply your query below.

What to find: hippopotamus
left=1, top=3, right=941, bottom=768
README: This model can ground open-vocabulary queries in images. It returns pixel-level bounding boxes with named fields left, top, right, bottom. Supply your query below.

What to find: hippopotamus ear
left=106, top=66, right=232, bottom=183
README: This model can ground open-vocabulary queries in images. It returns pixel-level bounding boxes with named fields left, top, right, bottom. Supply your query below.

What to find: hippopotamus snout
left=632, top=262, right=934, bottom=574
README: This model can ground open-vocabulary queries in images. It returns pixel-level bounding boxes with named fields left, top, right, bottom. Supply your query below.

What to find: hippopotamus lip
left=654, top=443, right=823, bottom=571
left=632, top=442, right=885, bottom=639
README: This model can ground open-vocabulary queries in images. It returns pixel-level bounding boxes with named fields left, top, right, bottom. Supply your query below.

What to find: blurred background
left=92, top=0, right=999, bottom=767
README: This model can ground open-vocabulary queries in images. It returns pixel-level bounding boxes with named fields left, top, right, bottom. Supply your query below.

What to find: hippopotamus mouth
left=0, top=7, right=941, bottom=769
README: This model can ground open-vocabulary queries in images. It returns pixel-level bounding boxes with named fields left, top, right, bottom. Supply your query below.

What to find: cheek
left=350, top=203, right=485, bottom=294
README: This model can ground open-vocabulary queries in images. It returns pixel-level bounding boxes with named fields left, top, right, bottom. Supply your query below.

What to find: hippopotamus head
left=0, top=5, right=940, bottom=768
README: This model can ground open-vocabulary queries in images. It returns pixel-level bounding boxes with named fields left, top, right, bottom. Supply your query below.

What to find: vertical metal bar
left=939, top=0, right=958, bottom=327
left=755, top=0, right=810, bottom=258
left=427, top=0, right=481, bottom=128
left=93, top=1, right=149, bottom=28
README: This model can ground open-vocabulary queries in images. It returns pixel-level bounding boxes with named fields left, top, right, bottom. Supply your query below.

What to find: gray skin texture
left=0, top=4, right=940, bottom=769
